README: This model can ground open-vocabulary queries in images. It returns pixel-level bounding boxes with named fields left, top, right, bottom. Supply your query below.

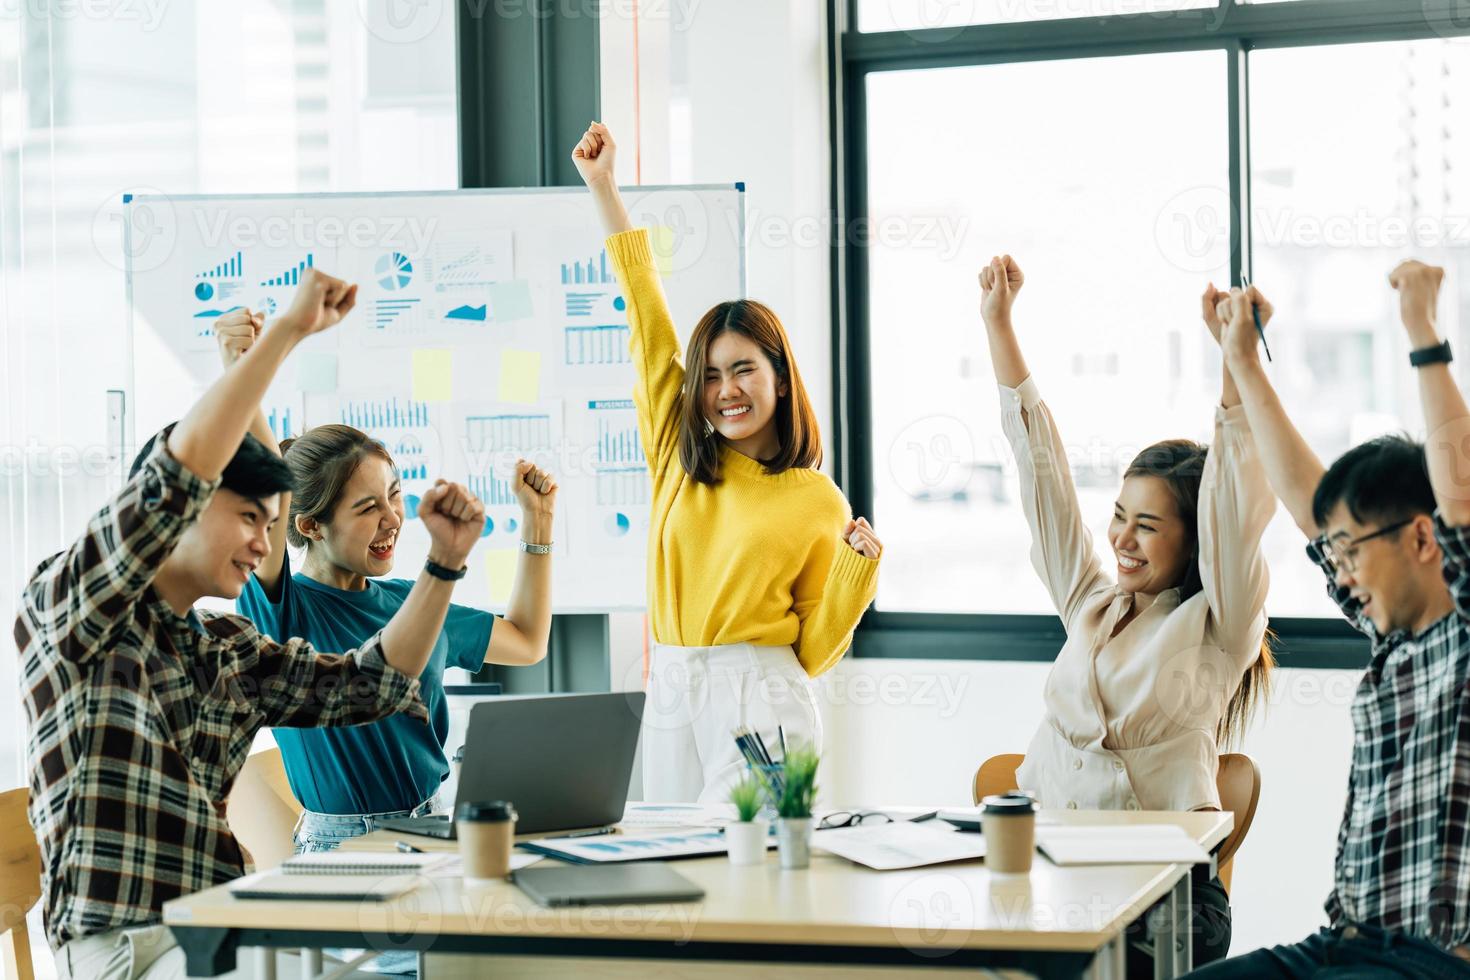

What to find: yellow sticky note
left=650, top=225, right=676, bottom=275
left=485, top=549, right=517, bottom=604
left=498, top=350, right=541, bottom=405
left=411, top=349, right=453, bottom=402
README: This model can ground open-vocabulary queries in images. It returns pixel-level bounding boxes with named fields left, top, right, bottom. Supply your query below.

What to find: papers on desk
left=1035, top=825, right=1212, bottom=866
left=813, top=822, right=987, bottom=871
left=620, top=803, right=736, bottom=829
left=522, top=829, right=771, bottom=864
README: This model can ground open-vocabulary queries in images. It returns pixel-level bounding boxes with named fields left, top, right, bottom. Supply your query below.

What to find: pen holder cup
left=749, top=763, right=784, bottom=821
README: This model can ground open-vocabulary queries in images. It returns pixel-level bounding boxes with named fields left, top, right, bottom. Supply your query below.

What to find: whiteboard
left=125, top=185, right=746, bottom=613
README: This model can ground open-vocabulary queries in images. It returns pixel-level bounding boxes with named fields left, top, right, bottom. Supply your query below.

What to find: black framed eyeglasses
left=1326, top=517, right=1417, bottom=575
left=817, top=810, right=894, bottom=830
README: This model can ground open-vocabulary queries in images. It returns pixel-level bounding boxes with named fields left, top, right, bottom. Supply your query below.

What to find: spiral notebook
left=227, top=852, right=451, bottom=901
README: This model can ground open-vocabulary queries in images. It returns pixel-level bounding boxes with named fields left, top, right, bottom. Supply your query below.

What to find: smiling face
left=1322, top=503, right=1441, bottom=635
left=168, top=488, right=280, bottom=600
left=300, top=456, right=406, bottom=580
left=702, top=330, right=788, bottom=458
left=1108, top=475, right=1195, bottom=596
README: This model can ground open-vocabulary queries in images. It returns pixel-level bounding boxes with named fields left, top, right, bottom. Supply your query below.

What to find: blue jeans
left=1184, top=924, right=1470, bottom=978
left=291, top=796, right=438, bottom=853
left=290, top=796, right=439, bottom=976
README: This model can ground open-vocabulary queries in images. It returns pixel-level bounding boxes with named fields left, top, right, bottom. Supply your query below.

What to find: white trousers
left=640, top=642, right=823, bottom=803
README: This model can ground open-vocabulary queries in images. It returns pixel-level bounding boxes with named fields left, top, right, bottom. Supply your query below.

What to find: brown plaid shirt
left=15, top=434, right=427, bottom=948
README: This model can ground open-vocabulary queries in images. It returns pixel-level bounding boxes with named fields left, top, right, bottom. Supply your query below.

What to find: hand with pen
left=1209, top=283, right=1275, bottom=371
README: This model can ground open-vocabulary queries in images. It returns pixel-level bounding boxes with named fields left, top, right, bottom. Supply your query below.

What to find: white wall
left=597, top=0, right=1357, bottom=960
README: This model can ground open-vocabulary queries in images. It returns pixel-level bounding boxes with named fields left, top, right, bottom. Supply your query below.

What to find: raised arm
left=215, top=308, right=291, bottom=597
left=483, top=460, right=556, bottom=667
left=16, top=273, right=355, bottom=667
left=572, top=122, right=685, bottom=470
left=1197, top=286, right=1275, bottom=656
left=981, top=255, right=1106, bottom=625
left=169, top=270, right=355, bottom=482
left=1218, top=286, right=1327, bottom=538
left=790, top=515, right=882, bottom=678
left=1389, top=261, right=1470, bottom=525
left=378, top=480, right=486, bottom=677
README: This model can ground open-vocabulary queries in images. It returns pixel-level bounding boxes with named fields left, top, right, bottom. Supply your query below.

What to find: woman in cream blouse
left=979, top=255, right=1275, bottom=968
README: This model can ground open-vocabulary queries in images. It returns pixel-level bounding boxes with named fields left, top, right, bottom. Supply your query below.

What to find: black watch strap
left=1410, top=340, right=1453, bottom=367
left=424, top=558, right=468, bottom=581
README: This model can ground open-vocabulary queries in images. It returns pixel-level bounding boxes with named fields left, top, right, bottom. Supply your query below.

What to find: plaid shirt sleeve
left=16, top=430, right=218, bottom=666
left=1305, top=534, right=1372, bottom=635
left=1434, top=511, right=1470, bottom=621
left=210, top=615, right=429, bottom=728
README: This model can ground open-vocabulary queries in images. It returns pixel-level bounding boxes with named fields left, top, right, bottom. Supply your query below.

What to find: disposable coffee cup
left=982, top=793, right=1036, bottom=874
left=456, top=800, right=517, bottom=882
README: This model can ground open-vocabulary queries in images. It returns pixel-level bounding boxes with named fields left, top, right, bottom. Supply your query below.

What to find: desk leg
left=302, top=947, right=321, bottom=978
left=1172, top=873, right=1193, bottom=975
left=1152, top=884, right=1178, bottom=980
left=1085, top=932, right=1128, bottom=980
left=252, top=948, right=275, bottom=980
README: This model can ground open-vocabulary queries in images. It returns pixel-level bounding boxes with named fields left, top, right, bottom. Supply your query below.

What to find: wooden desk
left=165, top=809, right=1231, bottom=980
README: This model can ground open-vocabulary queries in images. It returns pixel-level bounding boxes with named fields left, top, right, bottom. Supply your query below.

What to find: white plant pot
left=725, top=818, right=769, bottom=866
left=776, top=817, right=814, bottom=869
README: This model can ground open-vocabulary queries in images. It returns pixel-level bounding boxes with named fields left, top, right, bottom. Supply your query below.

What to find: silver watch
left=519, top=540, right=552, bottom=555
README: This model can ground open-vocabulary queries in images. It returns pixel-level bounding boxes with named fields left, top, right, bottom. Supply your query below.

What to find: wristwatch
left=520, top=540, right=553, bottom=556
left=1410, top=340, right=1453, bottom=367
left=424, top=558, right=468, bottom=581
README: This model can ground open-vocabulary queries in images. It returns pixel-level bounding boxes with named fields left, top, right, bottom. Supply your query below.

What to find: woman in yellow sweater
left=572, top=122, right=883, bottom=802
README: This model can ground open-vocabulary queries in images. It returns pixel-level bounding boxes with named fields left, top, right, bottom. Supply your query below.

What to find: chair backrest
left=226, top=748, right=304, bottom=871
left=969, top=751, right=1262, bottom=894
left=972, top=753, right=1024, bottom=804
left=1213, top=753, right=1261, bottom=894
left=0, top=786, right=42, bottom=980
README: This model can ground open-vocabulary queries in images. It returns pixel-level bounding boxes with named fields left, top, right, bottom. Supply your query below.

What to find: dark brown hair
left=1125, top=439, right=1275, bottom=747
left=678, top=299, right=822, bottom=485
left=278, top=424, right=395, bottom=549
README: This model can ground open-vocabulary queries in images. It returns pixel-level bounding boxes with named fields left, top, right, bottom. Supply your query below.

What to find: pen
left=778, top=725, right=787, bottom=760
left=1239, top=274, right=1272, bottom=362
left=562, top=826, right=616, bottom=839
left=395, top=840, right=423, bottom=853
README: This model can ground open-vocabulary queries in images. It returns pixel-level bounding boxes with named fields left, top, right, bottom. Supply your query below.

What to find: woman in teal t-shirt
left=218, top=310, right=557, bottom=853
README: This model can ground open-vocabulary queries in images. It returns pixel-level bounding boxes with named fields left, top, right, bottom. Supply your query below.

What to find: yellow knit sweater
left=605, top=228, right=880, bottom=678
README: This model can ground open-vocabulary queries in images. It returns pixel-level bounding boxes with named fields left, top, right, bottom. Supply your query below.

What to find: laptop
left=380, top=691, right=646, bottom=840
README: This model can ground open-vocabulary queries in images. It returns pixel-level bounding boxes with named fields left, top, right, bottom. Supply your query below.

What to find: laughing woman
left=214, top=310, right=558, bottom=852
left=571, top=122, right=882, bottom=803
left=979, top=257, right=1275, bottom=969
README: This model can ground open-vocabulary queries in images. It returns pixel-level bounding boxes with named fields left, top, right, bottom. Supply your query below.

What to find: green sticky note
left=295, top=352, right=338, bottom=394
left=498, top=350, right=541, bottom=405
left=488, top=280, right=535, bottom=323
left=650, top=226, right=675, bottom=274
left=485, top=549, right=517, bottom=604
left=412, top=349, right=453, bottom=402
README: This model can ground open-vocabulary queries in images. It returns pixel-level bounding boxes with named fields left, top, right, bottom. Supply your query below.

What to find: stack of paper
left=812, top=822, right=987, bottom=871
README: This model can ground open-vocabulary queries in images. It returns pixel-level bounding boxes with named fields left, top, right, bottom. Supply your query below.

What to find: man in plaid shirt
left=1187, top=265, right=1470, bottom=977
left=17, top=268, right=489, bottom=980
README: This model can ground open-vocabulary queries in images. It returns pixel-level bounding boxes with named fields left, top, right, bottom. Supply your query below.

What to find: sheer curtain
left=0, top=2, right=456, bottom=973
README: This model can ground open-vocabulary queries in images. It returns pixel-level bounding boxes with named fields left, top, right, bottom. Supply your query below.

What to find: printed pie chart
left=375, top=251, right=413, bottom=291
left=605, top=512, right=631, bottom=536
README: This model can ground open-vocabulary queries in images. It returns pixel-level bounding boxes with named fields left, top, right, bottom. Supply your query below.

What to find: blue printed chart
left=189, top=250, right=247, bottom=342
left=463, top=407, right=559, bottom=541
left=564, top=324, right=631, bottom=366
left=578, top=399, right=651, bottom=553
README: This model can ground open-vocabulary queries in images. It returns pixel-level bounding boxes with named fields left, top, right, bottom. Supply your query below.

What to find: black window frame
left=829, top=0, right=1470, bottom=670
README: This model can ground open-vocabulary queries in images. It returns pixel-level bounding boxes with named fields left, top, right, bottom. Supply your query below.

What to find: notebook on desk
left=228, top=871, right=425, bottom=902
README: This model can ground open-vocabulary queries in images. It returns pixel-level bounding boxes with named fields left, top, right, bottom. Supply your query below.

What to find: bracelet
left=1410, top=340, right=1453, bottom=368
left=424, top=558, right=468, bottom=581
left=520, top=540, right=553, bottom=556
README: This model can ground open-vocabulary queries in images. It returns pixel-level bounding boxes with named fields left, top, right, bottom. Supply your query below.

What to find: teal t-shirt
left=237, top=552, right=494, bottom=815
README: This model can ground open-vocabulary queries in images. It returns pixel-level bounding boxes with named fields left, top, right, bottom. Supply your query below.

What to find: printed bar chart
left=340, top=398, right=431, bottom=429
left=565, top=324, right=631, bottom=365
left=260, top=253, right=314, bottom=287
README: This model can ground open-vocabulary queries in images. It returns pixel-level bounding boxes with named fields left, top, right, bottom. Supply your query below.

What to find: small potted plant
left=725, top=777, right=769, bottom=866
left=774, top=746, right=819, bottom=870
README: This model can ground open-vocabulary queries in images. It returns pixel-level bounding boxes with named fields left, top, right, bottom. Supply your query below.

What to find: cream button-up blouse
left=1001, top=377, right=1274, bottom=812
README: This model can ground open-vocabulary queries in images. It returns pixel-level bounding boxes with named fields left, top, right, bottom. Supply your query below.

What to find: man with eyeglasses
left=1184, top=263, right=1470, bottom=977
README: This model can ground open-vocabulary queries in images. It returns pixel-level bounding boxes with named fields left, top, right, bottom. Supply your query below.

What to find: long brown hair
left=1125, top=439, right=1274, bottom=747
left=278, top=424, right=395, bottom=548
left=678, top=299, right=823, bottom=485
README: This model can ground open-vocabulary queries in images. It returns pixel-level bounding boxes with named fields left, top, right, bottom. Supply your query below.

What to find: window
left=844, top=3, right=1470, bottom=652
left=866, top=51, right=1228, bottom=615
